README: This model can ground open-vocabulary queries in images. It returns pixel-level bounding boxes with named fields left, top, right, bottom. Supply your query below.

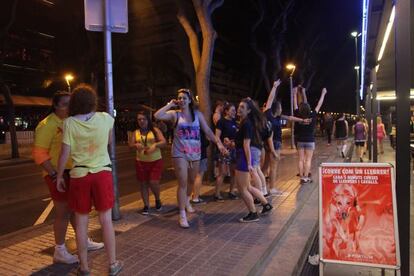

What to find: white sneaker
left=179, top=216, right=190, bottom=228
left=53, top=246, right=79, bottom=264
left=185, top=203, right=195, bottom=213
left=269, top=188, right=286, bottom=196
left=87, top=238, right=104, bottom=251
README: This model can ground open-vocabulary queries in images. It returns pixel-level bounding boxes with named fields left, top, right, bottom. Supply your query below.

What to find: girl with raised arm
left=263, top=80, right=311, bottom=194
left=294, top=87, right=327, bottom=184
left=154, top=89, right=227, bottom=228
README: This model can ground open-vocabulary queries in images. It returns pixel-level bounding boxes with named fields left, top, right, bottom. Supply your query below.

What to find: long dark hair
left=47, top=90, right=71, bottom=115
left=136, top=110, right=154, bottom=133
left=241, top=98, right=266, bottom=145
left=177, top=88, right=198, bottom=122
left=298, top=102, right=311, bottom=119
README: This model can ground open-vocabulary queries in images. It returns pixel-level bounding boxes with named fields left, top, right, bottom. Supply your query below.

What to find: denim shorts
left=250, top=146, right=261, bottom=167
left=297, top=142, right=315, bottom=150
left=199, top=158, right=208, bottom=173
left=273, top=141, right=282, bottom=151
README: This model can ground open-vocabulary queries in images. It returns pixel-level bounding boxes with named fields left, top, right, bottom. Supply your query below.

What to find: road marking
left=0, top=172, right=41, bottom=182
left=34, top=200, right=54, bottom=225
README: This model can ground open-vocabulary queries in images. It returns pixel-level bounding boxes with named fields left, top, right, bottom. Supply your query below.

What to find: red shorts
left=135, top=159, right=163, bottom=182
left=44, top=172, right=70, bottom=201
left=69, top=171, right=114, bottom=214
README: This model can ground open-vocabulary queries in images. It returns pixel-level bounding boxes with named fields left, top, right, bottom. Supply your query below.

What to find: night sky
left=213, top=0, right=362, bottom=113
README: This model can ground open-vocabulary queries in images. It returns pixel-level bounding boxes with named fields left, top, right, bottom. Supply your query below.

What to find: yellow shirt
left=62, top=112, right=114, bottom=178
left=33, top=113, right=72, bottom=176
left=135, top=129, right=162, bottom=162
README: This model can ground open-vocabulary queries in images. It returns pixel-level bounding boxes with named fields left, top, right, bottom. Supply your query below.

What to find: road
left=0, top=145, right=175, bottom=236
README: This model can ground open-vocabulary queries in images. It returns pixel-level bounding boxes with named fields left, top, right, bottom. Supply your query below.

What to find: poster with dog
left=319, top=163, right=400, bottom=269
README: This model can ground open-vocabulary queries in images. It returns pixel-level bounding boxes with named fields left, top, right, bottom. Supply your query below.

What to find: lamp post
left=64, top=74, right=74, bottom=92
left=351, top=31, right=361, bottom=115
left=286, top=63, right=296, bottom=149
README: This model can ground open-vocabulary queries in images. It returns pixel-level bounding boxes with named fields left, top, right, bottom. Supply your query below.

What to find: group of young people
left=321, top=110, right=387, bottom=163
left=32, top=80, right=329, bottom=274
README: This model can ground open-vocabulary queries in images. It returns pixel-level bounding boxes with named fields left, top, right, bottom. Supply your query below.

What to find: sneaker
left=191, top=198, right=205, bottom=204
left=179, top=216, right=190, bottom=228
left=186, top=204, right=196, bottom=213
left=228, top=192, right=238, bottom=200
left=214, top=195, right=225, bottom=202
left=141, top=206, right=149, bottom=215
left=261, top=203, right=273, bottom=215
left=254, top=198, right=261, bottom=205
left=155, top=200, right=162, bottom=211
left=87, top=238, right=104, bottom=251
left=269, top=188, right=282, bottom=196
left=109, top=260, right=124, bottom=276
left=264, top=193, right=270, bottom=198
left=53, top=246, right=79, bottom=264
left=239, top=212, right=259, bottom=223
left=300, top=178, right=307, bottom=184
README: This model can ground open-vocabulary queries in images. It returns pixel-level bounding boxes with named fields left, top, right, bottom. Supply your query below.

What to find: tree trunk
left=0, top=83, right=19, bottom=159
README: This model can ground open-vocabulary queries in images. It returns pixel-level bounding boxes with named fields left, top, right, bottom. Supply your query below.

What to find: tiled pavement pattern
left=0, top=140, right=346, bottom=276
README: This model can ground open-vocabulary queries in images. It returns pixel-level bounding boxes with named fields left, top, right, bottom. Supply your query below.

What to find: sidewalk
left=0, top=140, right=345, bottom=275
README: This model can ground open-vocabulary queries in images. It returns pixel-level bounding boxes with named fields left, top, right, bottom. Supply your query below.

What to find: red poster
left=319, top=163, right=399, bottom=268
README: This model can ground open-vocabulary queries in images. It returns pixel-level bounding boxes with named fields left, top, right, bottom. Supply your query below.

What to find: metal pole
left=395, top=0, right=411, bottom=273
left=104, top=0, right=121, bottom=220
left=366, top=87, right=372, bottom=161
left=355, top=36, right=360, bottom=115
left=371, top=70, right=378, bottom=162
left=290, top=75, right=294, bottom=149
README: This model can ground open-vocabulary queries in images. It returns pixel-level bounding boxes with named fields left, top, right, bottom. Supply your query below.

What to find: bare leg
left=193, top=172, right=204, bottom=201
left=172, top=158, right=189, bottom=212
left=298, top=148, right=305, bottom=177
left=75, top=213, right=89, bottom=271
left=53, top=200, right=71, bottom=245
left=269, top=151, right=280, bottom=190
left=304, top=149, right=314, bottom=177
left=149, top=180, right=161, bottom=202
left=215, top=162, right=226, bottom=197
left=235, top=170, right=256, bottom=212
left=98, top=209, right=116, bottom=265
left=140, top=182, right=150, bottom=207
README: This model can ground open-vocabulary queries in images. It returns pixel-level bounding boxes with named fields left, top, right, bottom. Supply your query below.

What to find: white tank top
left=172, top=111, right=201, bottom=161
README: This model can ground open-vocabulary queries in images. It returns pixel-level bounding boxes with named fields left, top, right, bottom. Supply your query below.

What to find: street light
left=351, top=31, right=361, bottom=115
left=286, top=63, right=296, bottom=149
left=64, top=74, right=74, bottom=92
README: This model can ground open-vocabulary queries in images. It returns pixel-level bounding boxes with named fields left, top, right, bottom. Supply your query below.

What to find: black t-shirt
left=295, top=110, right=317, bottom=142
left=265, top=110, right=282, bottom=142
left=235, top=119, right=261, bottom=149
left=200, top=132, right=209, bottom=159
left=216, top=118, right=238, bottom=141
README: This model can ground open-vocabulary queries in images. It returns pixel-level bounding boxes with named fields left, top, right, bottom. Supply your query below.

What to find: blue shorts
left=250, top=146, right=261, bottom=167
left=236, top=149, right=252, bottom=172
left=273, top=141, right=282, bottom=150
left=297, top=142, right=315, bottom=150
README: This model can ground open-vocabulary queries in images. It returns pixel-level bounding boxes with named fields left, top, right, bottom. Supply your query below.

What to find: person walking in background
left=377, top=116, right=387, bottom=154
left=56, top=84, right=122, bottom=275
left=294, top=88, right=327, bottom=184
left=154, top=88, right=227, bottom=228
left=32, top=91, right=103, bottom=265
left=234, top=98, right=273, bottom=223
left=353, top=116, right=367, bottom=162
left=323, top=112, right=334, bottom=145
left=129, top=111, right=166, bottom=215
left=333, top=113, right=348, bottom=158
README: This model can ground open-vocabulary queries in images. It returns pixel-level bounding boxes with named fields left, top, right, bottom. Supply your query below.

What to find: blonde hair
left=377, top=116, right=382, bottom=124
